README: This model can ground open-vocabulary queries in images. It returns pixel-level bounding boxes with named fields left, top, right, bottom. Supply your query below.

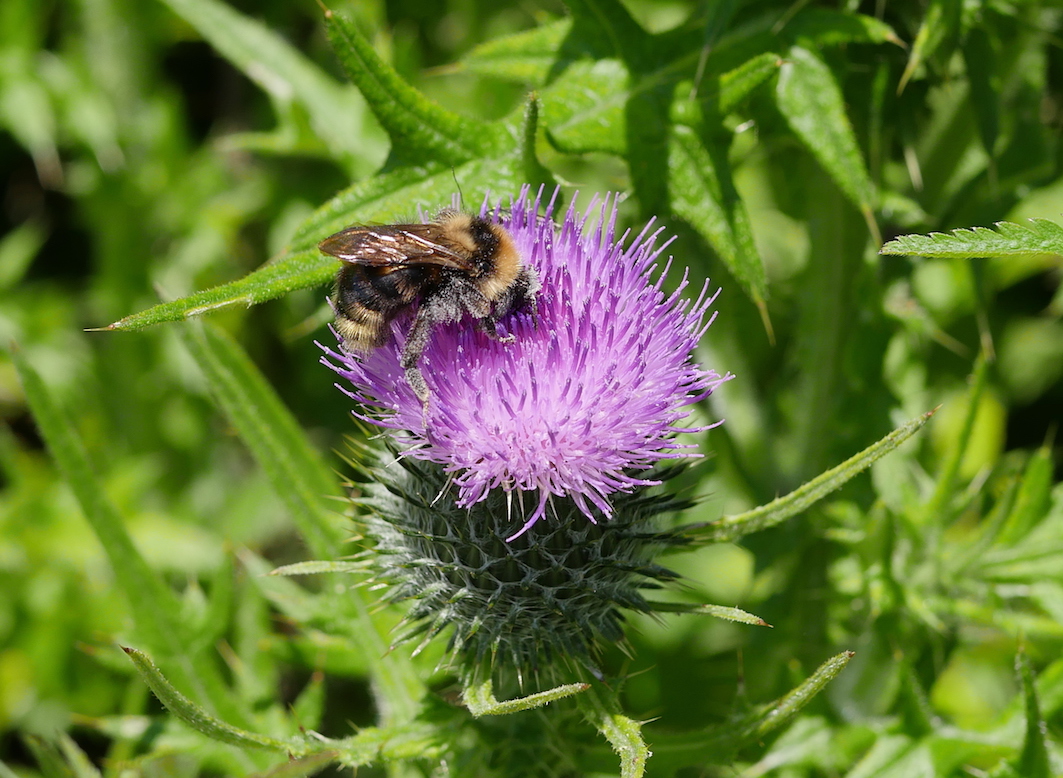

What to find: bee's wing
left=318, top=224, right=471, bottom=270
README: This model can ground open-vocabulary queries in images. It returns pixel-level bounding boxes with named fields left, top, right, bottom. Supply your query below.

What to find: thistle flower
left=324, top=186, right=731, bottom=541
left=319, top=187, right=731, bottom=675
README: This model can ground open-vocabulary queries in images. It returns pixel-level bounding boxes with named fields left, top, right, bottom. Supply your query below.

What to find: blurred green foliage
left=1, top=0, right=1062, bottom=775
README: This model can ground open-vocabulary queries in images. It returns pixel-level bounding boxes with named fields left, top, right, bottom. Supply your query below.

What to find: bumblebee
left=319, top=210, right=541, bottom=404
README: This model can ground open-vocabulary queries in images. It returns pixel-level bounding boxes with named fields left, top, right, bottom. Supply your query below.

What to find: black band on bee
left=466, top=218, right=501, bottom=274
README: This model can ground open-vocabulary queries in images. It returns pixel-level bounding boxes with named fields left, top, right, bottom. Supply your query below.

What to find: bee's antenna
left=451, top=168, right=464, bottom=211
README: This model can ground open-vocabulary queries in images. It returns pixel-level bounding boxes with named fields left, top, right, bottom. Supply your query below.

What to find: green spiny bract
left=350, top=445, right=690, bottom=677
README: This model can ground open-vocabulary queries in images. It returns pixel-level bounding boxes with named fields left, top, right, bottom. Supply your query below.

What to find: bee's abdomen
left=334, top=265, right=436, bottom=352
left=339, top=265, right=424, bottom=310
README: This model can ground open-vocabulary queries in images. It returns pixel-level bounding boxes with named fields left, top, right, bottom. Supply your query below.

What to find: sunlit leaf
left=645, top=652, right=855, bottom=771
left=784, top=8, right=903, bottom=47
left=324, top=10, right=506, bottom=166
left=668, top=124, right=767, bottom=305
left=882, top=219, right=1063, bottom=258
left=775, top=46, right=878, bottom=236
left=459, top=19, right=573, bottom=83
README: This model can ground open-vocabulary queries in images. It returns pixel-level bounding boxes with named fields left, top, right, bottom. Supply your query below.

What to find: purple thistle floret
left=322, top=186, right=732, bottom=540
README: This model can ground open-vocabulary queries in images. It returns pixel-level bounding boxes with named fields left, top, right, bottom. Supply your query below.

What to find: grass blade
left=178, top=322, right=343, bottom=558
left=11, top=347, right=256, bottom=739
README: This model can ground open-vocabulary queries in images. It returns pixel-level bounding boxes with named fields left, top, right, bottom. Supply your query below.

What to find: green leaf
left=685, top=409, right=935, bottom=544
left=542, top=33, right=778, bottom=158
left=669, top=56, right=782, bottom=128
left=238, top=550, right=423, bottom=726
left=156, top=0, right=383, bottom=176
left=881, top=219, right=1063, bottom=258
left=106, top=138, right=534, bottom=333
left=843, top=735, right=934, bottom=777
left=543, top=59, right=630, bottom=155
left=919, top=355, right=988, bottom=528
left=459, top=18, right=573, bottom=84
left=898, top=0, right=963, bottom=93
left=647, top=601, right=771, bottom=626
left=1017, top=654, right=1051, bottom=778
left=783, top=8, right=904, bottom=48
left=775, top=46, right=878, bottom=239
left=20, top=735, right=72, bottom=778
left=54, top=733, right=101, bottom=778
left=537, top=28, right=701, bottom=158
left=963, top=26, right=999, bottom=158
left=740, top=652, right=854, bottom=742
left=12, top=347, right=177, bottom=645
left=459, top=9, right=893, bottom=89
left=713, top=52, right=783, bottom=114
left=562, top=0, right=650, bottom=64
left=122, top=647, right=293, bottom=753
left=177, top=322, right=343, bottom=559
left=102, top=247, right=331, bottom=331
left=978, top=542, right=1063, bottom=585
left=324, top=10, right=505, bottom=166
left=997, top=446, right=1055, bottom=545
left=668, top=124, right=767, bottom=304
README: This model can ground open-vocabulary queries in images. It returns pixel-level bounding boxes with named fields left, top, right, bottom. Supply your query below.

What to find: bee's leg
left=483, top=266, right=541, bottom=339
left=404, top=365, right=430, bottom=406
left=455, top=286, right=514, bottom=344
left=400, top=307, right=434, bottom=405
left=476, top=316, right=516, bottom=344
